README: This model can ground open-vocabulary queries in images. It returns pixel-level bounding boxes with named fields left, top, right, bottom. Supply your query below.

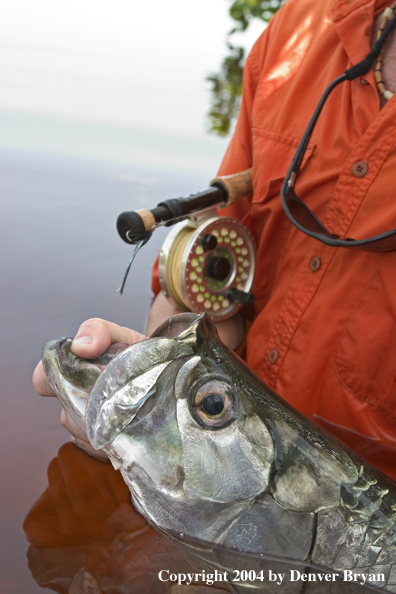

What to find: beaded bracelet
left=374, top=3, right=396, bottom=100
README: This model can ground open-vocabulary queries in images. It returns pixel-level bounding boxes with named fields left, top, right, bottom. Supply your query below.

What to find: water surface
left=0, top=146, right=212, bottom=592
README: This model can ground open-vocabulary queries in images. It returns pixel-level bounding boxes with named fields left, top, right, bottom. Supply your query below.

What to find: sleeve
left=216, top=31, right=268, bottom=223
left=151, top=253, right=161, bottom=296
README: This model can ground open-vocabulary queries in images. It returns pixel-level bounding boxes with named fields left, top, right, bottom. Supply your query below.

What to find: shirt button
left=268, top=349, right=278, bottom=364
left=309, top=256, right=321, bottom=272
left=352, top=161, right=368, bottom=177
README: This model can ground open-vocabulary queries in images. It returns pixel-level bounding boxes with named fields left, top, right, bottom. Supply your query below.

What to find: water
left=0, top=146, right=217, bottom=593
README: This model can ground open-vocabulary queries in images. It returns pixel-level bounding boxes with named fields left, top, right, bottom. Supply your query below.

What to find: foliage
left=206, top=44, right=245, bottom=137
left=206, top=0, right=285, bottom=136
left=229, top=0, right=285, bottom=32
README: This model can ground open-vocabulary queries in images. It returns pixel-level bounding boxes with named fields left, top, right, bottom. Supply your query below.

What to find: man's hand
left=33, top=318, right=147, bottom=460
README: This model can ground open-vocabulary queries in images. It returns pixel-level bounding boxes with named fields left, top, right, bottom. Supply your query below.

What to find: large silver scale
left=117, top=169, right=256, bottom=320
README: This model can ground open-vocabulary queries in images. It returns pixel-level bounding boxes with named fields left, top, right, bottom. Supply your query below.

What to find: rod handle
left=117, top=209, right=155, bottom=243
left=117, top=170, right=252, bottom=244
left=209, top=168, right=252, bottom=206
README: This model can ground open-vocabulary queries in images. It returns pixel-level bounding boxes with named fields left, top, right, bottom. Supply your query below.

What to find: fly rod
left=117, top=168, right=252, bottom=244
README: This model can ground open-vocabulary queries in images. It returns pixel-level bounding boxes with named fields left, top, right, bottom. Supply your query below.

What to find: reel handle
left=117, top=168, right=252, bottom=244
left=225, top=288, right=256, bottom=305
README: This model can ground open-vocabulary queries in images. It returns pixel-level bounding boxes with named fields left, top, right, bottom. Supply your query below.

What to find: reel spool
left=159, top=217, right=256, bottom=320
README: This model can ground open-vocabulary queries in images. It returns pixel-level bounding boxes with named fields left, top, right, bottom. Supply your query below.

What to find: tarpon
left=41, top=313, right=396, bottom=593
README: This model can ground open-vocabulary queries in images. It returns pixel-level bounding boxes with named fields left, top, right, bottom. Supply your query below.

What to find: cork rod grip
left=209, top=168, right=253, bottom=207
left=136, top=209, right=156, bottom=232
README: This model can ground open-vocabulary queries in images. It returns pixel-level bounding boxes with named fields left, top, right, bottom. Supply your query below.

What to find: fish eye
left=191, top=379, right=239, bottom=429
left=202, top=393, right=224, bottom=416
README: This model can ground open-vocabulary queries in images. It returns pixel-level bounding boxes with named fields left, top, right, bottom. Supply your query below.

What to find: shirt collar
left=332, top=0, right=390, bottom=66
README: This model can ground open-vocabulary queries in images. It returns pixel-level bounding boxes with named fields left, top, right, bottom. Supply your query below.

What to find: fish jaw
left=41, top=338, right=101, bottom=433
left=85, top=334, right=197, bottom=449
left=41, top=338, right=130, bottom=434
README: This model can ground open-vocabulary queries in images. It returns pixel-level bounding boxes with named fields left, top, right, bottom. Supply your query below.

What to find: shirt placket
left=262, top=242, right=336, bottom=384
left=262, top=97, right=396, bottom=386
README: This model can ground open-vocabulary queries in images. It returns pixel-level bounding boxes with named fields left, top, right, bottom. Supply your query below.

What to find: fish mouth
left=44, top=313, right=202, bottom=388
left=42, top=338, right=130, bottom=391
left=41, top=338, right=132, bottom=434
left=43, top=313, right=207, bottom=390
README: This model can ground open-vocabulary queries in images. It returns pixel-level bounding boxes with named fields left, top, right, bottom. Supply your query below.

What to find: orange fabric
left=217, top=0, right=396, bottom=479
left=151, top=253, right=161, bottom=296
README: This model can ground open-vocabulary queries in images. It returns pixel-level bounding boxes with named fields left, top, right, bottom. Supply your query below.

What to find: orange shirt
left=217, top=0, right=396, bottom=478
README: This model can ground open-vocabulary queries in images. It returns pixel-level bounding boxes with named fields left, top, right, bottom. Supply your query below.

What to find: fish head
left=42, top=313, right=361, bottom=556
left=85, top=314, right=277, bottom=526
left=42, top=314, right=276, bottom=540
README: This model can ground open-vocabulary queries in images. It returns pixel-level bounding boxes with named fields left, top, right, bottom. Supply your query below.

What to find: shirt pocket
left=335, top=256, right=396, bottom=420
left=251, top=128, right=315, bottom=204
left=248, top=129, right=316, bottom=314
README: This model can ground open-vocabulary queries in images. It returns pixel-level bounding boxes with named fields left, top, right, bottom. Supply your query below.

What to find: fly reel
left=116, top=168, right=255, bottom=318
left=159, top=216, right=256, bottom=320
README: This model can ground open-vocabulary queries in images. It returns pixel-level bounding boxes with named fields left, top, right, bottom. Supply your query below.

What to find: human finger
left=71, top=318, right=147, bottom=359
left=32, top=361, right=56, bottom=397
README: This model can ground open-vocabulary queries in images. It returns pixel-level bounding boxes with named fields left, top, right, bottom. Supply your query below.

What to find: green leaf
left=206, top=44, right=245, bottom=136
left=206, top=0, right=286, bottom=136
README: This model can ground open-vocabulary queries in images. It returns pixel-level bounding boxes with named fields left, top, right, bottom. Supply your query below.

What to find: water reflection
left=23, top=443, right=233, bottom=593
left=24, top=444, right=385, bottom=594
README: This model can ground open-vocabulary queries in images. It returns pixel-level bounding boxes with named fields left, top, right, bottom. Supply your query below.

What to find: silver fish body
left=42, top=314, right=396, bottom=593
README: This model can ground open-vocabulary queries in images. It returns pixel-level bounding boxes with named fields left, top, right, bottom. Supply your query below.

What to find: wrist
left=145, top=293, right=185, bottom=336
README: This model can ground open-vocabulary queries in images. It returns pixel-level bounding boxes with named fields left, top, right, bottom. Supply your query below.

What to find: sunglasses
left=281, top=10, right=396, bottom=252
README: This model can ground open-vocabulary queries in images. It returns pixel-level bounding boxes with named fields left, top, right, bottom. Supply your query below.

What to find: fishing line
left=118, top=238, right=147, bottom=295
left=150, top=214, right=190, bottom=231
left=165, top=226, right=196, bottom=309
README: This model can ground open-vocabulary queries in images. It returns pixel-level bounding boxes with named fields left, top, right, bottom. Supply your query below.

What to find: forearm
left=144, top=292, right=185, bottom=335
